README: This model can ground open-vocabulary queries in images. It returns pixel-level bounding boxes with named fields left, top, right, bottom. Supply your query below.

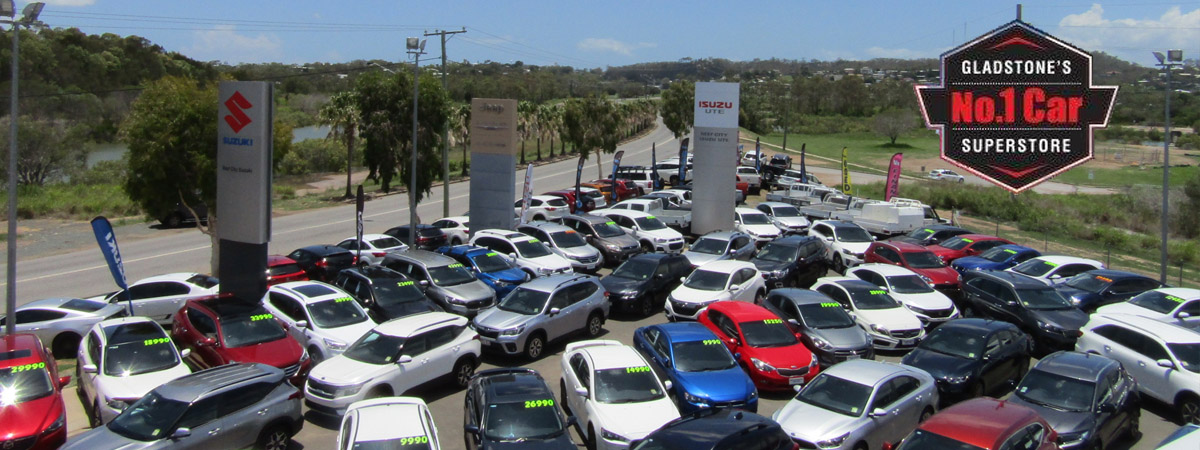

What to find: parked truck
left=606, top=197, right=692, bottom=234
left=850, top=203, right=926, bottom=236
left=764, top=183, right=838, bottom=207
left=890, top=197, right=951, bottom=226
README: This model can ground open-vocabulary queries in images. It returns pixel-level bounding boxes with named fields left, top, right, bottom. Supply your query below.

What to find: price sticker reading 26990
left=917, top=20, right=1117, bottom=193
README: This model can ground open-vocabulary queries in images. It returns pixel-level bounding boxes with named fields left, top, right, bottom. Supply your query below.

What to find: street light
left=2, top=0, right=43, bottom=336
left=406, top=37, right=426, bottom=248
left=1152, top=49, right=1182, bottom=284
left=369, top=61, right=395, bottom=74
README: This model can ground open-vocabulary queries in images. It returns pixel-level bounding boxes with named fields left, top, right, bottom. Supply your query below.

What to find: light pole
left=406, top=38, right=426, bottom=248
left=2, top=1, right=43, bottom=336
left=1153, top=49, right=1182, bottom=284
left=369, top=61, right=395, bottom=74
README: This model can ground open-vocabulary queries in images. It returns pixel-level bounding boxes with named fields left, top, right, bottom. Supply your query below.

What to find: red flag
left=885, top=153, right=903, bottom=201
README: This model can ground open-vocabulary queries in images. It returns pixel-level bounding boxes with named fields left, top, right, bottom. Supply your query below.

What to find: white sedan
left=94, top=273, right=219, bottom=325
left=847, top=264, right=959, bottom=327
left=1096, top=287, right=1200, bottom=328
left=1005, top=255, right=1105, bottom=286
left=559, top=340, right=679, bottom=449
left=337, top=397, right=441, bottom=450
left=0, top=297, right=126, bottom=357
left=337, top=234, right=410, bottom=265
left=811, top=277, right=925, bottom=350
left=665, top=260, right=767, bottom=321
left=76, top=317, right=192, bottom=426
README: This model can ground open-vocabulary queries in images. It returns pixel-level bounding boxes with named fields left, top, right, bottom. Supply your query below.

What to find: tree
left=871, top=108, right=918, bottom=145
left=562, top=95, right=620, bottom=178
left=450, top=103, right=471, bottom=176
left=660, top=80, right=694, bottom=139
left=1180, top=170, right=1200, bottom=239
left=0, top=117, right=88, bottom=186
left=317, top=91, right=361, bottom=198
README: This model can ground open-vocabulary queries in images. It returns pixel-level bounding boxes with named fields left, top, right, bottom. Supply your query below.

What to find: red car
left=0, top=334, right=70, bottom=450
left=697, top=301, right=819, bottom=392
left=584, top=179, right=640, bottom=202
left=542, top=190, right=594, bottom=213
left=886, top=397, right=1059, bottom=450
left=925, top=234, right=1015, bottom=265
left=266, top=254, right=308, bottom=286
left=171, top=295, right=310, bottom=386
left=864, top=241, right=962, bottom=293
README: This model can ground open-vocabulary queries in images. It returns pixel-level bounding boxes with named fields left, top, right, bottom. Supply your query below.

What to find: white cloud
left=40, top=0, right=96, bottom=6
left=187, top=25, right=282, bottom=64
left=1056, top=4, right=1200, bottom=62
left=577, top=38, right=655, bottom=56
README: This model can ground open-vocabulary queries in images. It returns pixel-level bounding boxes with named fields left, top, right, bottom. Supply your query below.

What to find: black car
left=286, top=245, right=357, bottom=282
left=1054, top=269, right=1164, bottom=312
left=332, top=266, right=441, bottom=322
left=463, top=368, right=576, bottom=450
left=889, top=225, right=973, bottom=247
left=900, top=318, right=1032, bottom=406
left=1008, top=351, right=1140, bottom=450
left=600, top=254, right=692, bottom=316
left=750, top=235, right=827, bottom=289
left=961, top=271, right=1088, bottom=355
left=630, top=408, right=793, bottom=450
left=384, top=224, right=449, bottom=250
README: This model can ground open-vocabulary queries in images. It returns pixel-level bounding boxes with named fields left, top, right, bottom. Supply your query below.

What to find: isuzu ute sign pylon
left=916, top=20, right=1117, bottom=193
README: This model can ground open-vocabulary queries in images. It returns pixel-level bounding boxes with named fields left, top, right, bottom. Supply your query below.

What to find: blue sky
left=35, top=1, right=1200, bottom=68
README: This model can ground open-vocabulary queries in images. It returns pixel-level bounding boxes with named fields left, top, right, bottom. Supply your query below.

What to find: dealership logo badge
left=916, top=20, right=1117, bottom=193
left=223, top=91, right=254, bottom=133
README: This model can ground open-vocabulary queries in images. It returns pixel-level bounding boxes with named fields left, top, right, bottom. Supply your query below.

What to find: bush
left=71, top=159, right=128, bottom=185
left=279, top=139, right=347, bottom=175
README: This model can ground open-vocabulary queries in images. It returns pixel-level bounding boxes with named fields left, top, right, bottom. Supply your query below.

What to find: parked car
left=583, top=179, right=640, bottom=203
left=927, top=169, right=966, bottom=182
left=736, top=166, right=765, bottom=194
left=287, top=245, right=358, bottom=283
left=266, top=255, right=308, bottom=286
left=682, top=231, right=756, bottom=268
left=384, top=224, right=449, bottom=251
left=772, top=359, right=938, bottom=450
left=559, top=340, right=680, bottom=449
left=436, top=244, right=529, bottom=299
left=335, top=234, right=409, bottom=265
left=758, top=288, right=874, bottom=367
left=890, top=397, right=1059, bottom=450
left=0, top=334, right=70, bottom=450
left=96, top=272, right=220, bottom=325
left=1008, top=351, right=1140, bottom=450
left=1075, top=313, right=1200, bottom=425
left=470, top=229, right=574, bottom=278
left=601, top=253, right=691, bottom=316
left=630, top=407, right=794, bottom=450
left=157, top=201, right=208, bottom=228
left=666, top=261, right=767, bottom=321
left=614, top=166, right=663, bottom=192
left=960, top=270, right=1088, bottom=354
left=632, top=323, right=758, bottom=414
left=0, top=297, right=125, bottom=357
left=64, top=363, right=304, bottom=450
left=76, top=317, right=192, bottom=426
left=751, top=235, right=827, bottom=289
left=262, top=281, right=376, bottom=363
left=1096, top=287, right=1200, bottom=328
left=463, top=368, right=575, bottom=449
left=171, top=295, right=309, bottom=385
left=472, top=274, right=610, bottom=359
left=305, top=312, right=480, bottom=416
left=1006, top=255, right=1106, bottom=286
left=900, top=318, right=1031, bottom=405
left=382, top=250, right=499, bottom=317
left=578, top=186, right=608, bottom=209
left=431, top=215, right=471, bottom=246
left=518, top=221, right=605, bottom=272
left=1158, top=424, right=1200, bottom=449
left=609, top=198, right=692, bottom=232
left=812, top=277, right=926, bottom=351
left=339, top=397, right=442, bottom=450
left=755, top=201, right=811, bottom=234
left=951, top=244, right=1042, bottom=274
left=1054, top=269, right=1165, bottom=312
left=555, top=213, right=642, bottom=265
left=888, top=225, right=973, bottom=247
left=863, top=241, right=962, bottom=295
left=924, top=234, right=1014, bottom=264
left=515, top=195, right=571, bottom=222
left=698, top=301, right=819, bottom=392
left=601, top=209, right=687, bottom=254
left=808, top=220, right=875, bottom=274
left=332, top=265, right=442, bottom=322
left=847, top=264, right=959, bottom=327
left=733, top=207, right=782, bottom=245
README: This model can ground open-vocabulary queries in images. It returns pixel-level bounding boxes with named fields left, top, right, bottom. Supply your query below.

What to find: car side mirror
left=509, top=253, right=518, bottom=260
left=464, top=424, right=481, bottom=435
left=566, top=416, right=578, bottom=427
left=654, top=273, right=666, bottom=280
left=419, top=280, right=430, bottom=287
left=787, top=319, right=800, bottom=327
left=81, top=364, right=97, bottom=374
left=869, top=408, right=889, bottom=418
left=679, top=277, right=686, bottom=282
left=1177, top=312, right=1192, bottom=319
left=1157, top=359, right=1175, bottom=369
left=1006, top=301, right=1018, bottom=307
left=1097, top=403, right=1117, bottom=414
left=871, top=236, right=877, bottom=241
left=170, top=428, right=192, bottom=440
left=928, top=238, right=940, bottom=245
left=574, top=387, right=589, bottom=398
left=663, top=380, right=673, bottom=390
left=397, top=355, right=414, bottom=364
left=59, top=376, right=71, bottom=387
left=729, top=285, right=741, bottom=292
left=180, top=348, right=191, bottom=359
left=548, top=307, right=562, bottom=316
left=200, top=337, right=217, bottom=346
left=1049, top=274, right=1062, bottom=279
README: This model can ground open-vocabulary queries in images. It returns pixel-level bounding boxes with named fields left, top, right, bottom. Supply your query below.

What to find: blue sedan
left=632, top=322, right=759, bottom=414
left=1054, top=269, right=1164, bottom=311
left=950, top=244, right=1041, bottom=274
left=436, top=245, right=529, bottom=298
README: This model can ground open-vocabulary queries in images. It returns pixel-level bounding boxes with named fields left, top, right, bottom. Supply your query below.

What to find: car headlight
left=335, top=382, right=365, bottom=397
left=869, top=324, right=889, bottom=335
left=817, top=432, right=850, bottom=449
left=604, top=243, right=621, bottom=251
left=538, top=267, right=554, bottom=275
left=44, top=412, right=65, bottom=433
left=841, top=248, right=853, bottom=255
left=446, top=296, right=468, bottom=304
left=106, top=397, right=134, bottom=411
left=919, top=274, right=933, bottom=284
left=812, top=337, right=834, bottom=351
left=324, top=338, right=348, bottom=351
left=1058, top=430, right=1089, bottom=447
left=621, top=290, right=641, bottom=299
left=941, top=374, right=970, bottom=384
left=905, top=304, right=929, bottom=316
left=810, top=353, right=818, bottom=367
left=655, top=237, right=669, bottom=243
left=683, top=391, right=707, bottom=405
left=299, top=348, right=310, bottom=364
left=750, top=357, right=776, bottom=373
left=601, top=428, right=630, bottom=443
left=501, top=325, right=526, bottom=336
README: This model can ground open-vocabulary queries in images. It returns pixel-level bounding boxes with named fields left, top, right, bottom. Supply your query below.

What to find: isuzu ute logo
left=223, top=91, right=254, bottom=133
left=698, top=101, right=733, bottom=109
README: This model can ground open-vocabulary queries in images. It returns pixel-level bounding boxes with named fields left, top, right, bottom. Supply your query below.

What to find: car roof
left=295, top=245, right=348, bottom=256
left=439, top=244, right=490, bottom=257
left=384, top=249, right=457, bottom=266
left=627, top=253, right=674, bottom=264
left=694, top=260, right=756, bottom=273
left=349, top=398, right=430, bottom=442
left=272, top=281, right=351, bottom=302
left=770, top=288, right=835, bottom=305
left=734, top=207, right=766, bottom=214
left=473, top=229, right=535, bottom=241
left=874, top=241, right=928, bottom=253
left=923, top=225, right=969, bottom=232
left=920, top=397, right=1043, bottom=448
left=968, top=270, right=1054, bottom=289
left=602, top=209, right=652, bottom=219
left=0, top=334, right=47, bottom=368
left=947, top=234, right=1005, bottom=242
left=517, top=274, right=596, bottom=292
left=437, top=215, right=469, bottom=223
left=18, top=297, right=94, bottom=310
left=340, top=265, right=410, bottom=282
left=351, top=233, right=401, bottom=242
left=758, top=201, right=797, bottom=209
left=652, top=322, right=719, bottom=343
left=852, top=264, right=921, bottom=277
left=193, top=296, right=269, bottom=318
left=696, top=230, right=743, bottom=241
left=563, top=213, right=613, bottom=224
left=821, top=360, right=917, bottom=386
left=934, top=318, right=1015, bottom=335
left=766, top=235, right=820, bottom=247
left=1032, top=351, right=1116, bottom=381
left=373, top=312, right=467, bottom=338
left=1090, top=313, right=1200, bottom=344
left=156, top=363, right=282, bottom=403
left=646, top=408, right=779, bottom=448
left=571, top=341, right=649, bottom=371
left=818, top=277, right=880, bottom=291
left=98, top=317, right=166, bottom=342
left=266, top=255, right=297, bottom=265
left=476, top=369, right=554, bottom=404
left=1025, top=255, right=1103, bottom=266
left=709, top=301, right=777, bottom=322
left=1082, top=269, right=1153, bottom=280
left=131, top=272, right=204, bottom=285
left=1152, top=287, right=1200, bottom=301
left=530, top=195, right=563, bottom=202
left=813, top=219, right=863, bottom=229
left=520, top=221, right=573, bottom=233
left=993, top=244, right=1036, bottom=253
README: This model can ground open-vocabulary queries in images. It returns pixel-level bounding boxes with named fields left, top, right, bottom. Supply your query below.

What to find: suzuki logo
left=224, top=91, right=253, bottom=133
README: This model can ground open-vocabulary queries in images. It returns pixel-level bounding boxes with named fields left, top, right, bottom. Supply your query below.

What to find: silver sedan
left=0, top=297, right=126, bottom=357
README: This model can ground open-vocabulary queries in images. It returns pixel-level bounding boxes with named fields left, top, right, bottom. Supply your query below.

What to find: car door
left=394, top=332, right=435, bottom=394
left=727, top=269, right=750, bottom=302
left=1119, top=328, right=1175, bottom=401
left=79, top=330, right=103, bottom=404
left=267, top=292, right=311, bottom=348
left=873, top=376, right=925, bottom=446
left=119, top=282, right=173, bottom=322
left=171, top=394, right=223, bottom=450
left=817, top=285, right=855, bottom=321
left=425, top=326, right=463, bottom=379
left=183, top=308, right=222, bottom=367
left=567, top=282, right=599, bottom=332
left=980, top=332, right=1011, bottom=390
left=1176, top=300, right=1200, bottom=328
left=541, top=287, right=573, bottom=342
left=566, top=354, right=592, bottom=426
left=213, top=381, right=278, bottom=447
left=1090, top=369, right=1124, bottom=446
left=731, top=236, right=754, bottom=260
left=11, top=309, right=68, bottom=345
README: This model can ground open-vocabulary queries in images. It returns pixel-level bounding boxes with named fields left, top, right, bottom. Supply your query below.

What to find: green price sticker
left=1045, top=262, right=1059, bottom=268
left=524, top=399, right=555, bottom=408
left=820, top=302, right=841, bottom=308
left=143, top=338, right=170, bottom=346
left=529, top=239, right=540, bottom=243
left=398, top=436, right=429, bottom=446
left=923, top=229, right=934, bottom=233
left=1166, top=295, right=1184, bottom=303
left=448, top=263, right=464, bottom=269
left=335, top=297, right=353, bottom=303
left=961, top=238, right=974, bottom=243
left=606, top=221, right=617, bottom=226
left=647, top=215, right=657, bottom=219
left=9, top=362, right=46, bottom=373
left=250, top=313, right=274, bottom=321
left=702, top=339, right=722, bottom=345
left=625, top=366, right=651, bottom=373
left=397, top=281, right=414, bottom=287
left=1004, top=249, right=1017, bottom=254
left=763, top=319, right=783, bottom=324
left=869, top=290, right=886, bottom=295
left=486, top=252, right=498, bottom=257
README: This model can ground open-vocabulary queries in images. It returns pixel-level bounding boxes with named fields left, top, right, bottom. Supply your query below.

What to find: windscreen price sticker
left=916, top=20, right=1116, bottom=193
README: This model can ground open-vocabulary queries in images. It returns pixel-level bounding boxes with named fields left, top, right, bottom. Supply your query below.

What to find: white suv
left=665, top=260, right=766, bottom=321
left=1076, top=313, right=1200, bottom=424
left=338, top=397, right=442, bottom=450
left=734, top=207, right=782, bottom=245
left=600, top=209, right=686, bottom=254
left=76, top=317, right=192, bottom=425
left=262, top=281, right=377, bottom=363
left=808, top=220, right=875, bottom=274
left=515, top=195, right=570, bottom=222
left=305, top=312, right=480, bottom=416
left=560, top=340, right=680, bottom=449
left=846, top=264, right=959, bottom=327
left=336, top=234, right=409, bottom=265
left=470, top=229, right=573, bottom=277
left=927, top=169, right=965, bottom=182
left=811, top=277, right=925, bottom=350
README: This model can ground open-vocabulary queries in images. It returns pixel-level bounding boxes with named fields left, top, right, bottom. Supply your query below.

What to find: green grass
left=744, top=129, right=942, bottom=174
left=2, top=184, right=140, bottom=220
left=1056, top=164, right=1199, bottom=187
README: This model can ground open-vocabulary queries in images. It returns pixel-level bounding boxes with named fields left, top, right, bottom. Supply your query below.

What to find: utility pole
left=426, top=28, right=466, bottom=218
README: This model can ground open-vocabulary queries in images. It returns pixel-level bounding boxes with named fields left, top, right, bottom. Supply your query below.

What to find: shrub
left=279, top=139, right=347, bottom=175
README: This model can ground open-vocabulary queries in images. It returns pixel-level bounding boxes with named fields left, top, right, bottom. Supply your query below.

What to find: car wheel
left=89, top=400, right=102, bottom=428
left=754, top=290, right=765, bottom=304
left=586, top=424, right=598, bottom=450
left=669, top=175, right=679, bottom=185
left=585, top=313, right=604, bottom=337
left=640, top=241, right=654, bottom=253
left=1125, top=410, right=1141, bottom=442
left=52, top=333, right=81, bottom=359
left=256, top=425, right=290, bottom=450
left=1180, top=394, right=1200, bottom=425
left=453, top=357, right=475, bottom=388
left=525, top=333, right=546, bottom=360
left=163, top=213, right=183, bottom=228
left=853, top=442, right=867, bottom=450
left=638, top=295, right=656, bottom=317
left=833, top=256, right=846, bottom=274
left=451, top=237, right=462, bottom=246
left=919, top=406, right=934, bottom=423
left=533, top=215, right=545, bottom=222
left=560, top=379, right=572, bottom=415
left=308, top=346, right=324, bottom=365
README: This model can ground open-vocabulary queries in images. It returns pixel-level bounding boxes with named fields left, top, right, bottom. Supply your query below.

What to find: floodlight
left=20, top=2, right=42, bottom=22
left=1168, top=50, right=1183, bottom=62
left=0, top=0, right=12, bottom=18
left=419, top=39, right=427, bottom=52
left=1153, top=52, right=1166, bottom=64
left=406, top=37, right=419, bottom=50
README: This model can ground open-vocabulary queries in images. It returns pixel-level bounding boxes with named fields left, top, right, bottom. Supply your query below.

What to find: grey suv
left=518, top=221, right=605, bottom=273
left=63, top=363, right=303, bottom=450
left=382, top=250, right=496, bottom=317
left=471, top=274, right=610, bottom=359
left=555, top=213, right=641, bottom=265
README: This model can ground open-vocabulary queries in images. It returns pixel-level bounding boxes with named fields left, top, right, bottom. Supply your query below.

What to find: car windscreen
left=1064, top=273, right=1110, bottom=293
left=903, top=251, right=946, bottom=269
left=1128, top=290, right=1189, bottom=314
left=0, top=363, right=54, bottom=405
left=689, top=238, right=727, bottom=255
left=219, top=312, right=288, bottom=348
left=771, top=206, right=802, bottom=217
left=683, top=270, right=730, bottom=291
left=739, top=213, right=771, bottom=225
left=60, top=298, right=106, bottom=312
left=496, top=287, right=550, bottom=315
left=484, top=401, right=565, bottom=441
left=306, top=298, right=370, bottom=328
left=886, top=275, right=934, bottom=294
left=919, top=327, right=984, bottom=359
left=796, top=373, right=872, bottom=417
left=343, top=330, right=405, bottom=365
left=671, top=340, right=737, bottom=372
left=1016, top=289, right=1075, bottom=310
left=103, top=339, right=179, bottom=376
left=551, top=230, right=589, bottom=248
left=370, top=236, right=405, bottom=249
left=472, top=252, right=516, bottom=272
left=186, top=274, right=219, bottom=289
left=846, top=287, right=901, bottom=310
left=834, top=227, right=872, bottom=243
left=350, top=439, right=432, bottom=450
left=610, top=259, right=656, bottom=281
left=754, top=242, right=799, bottom=263
left=635, top=216, right=668, bottom=231
left=796, top=302, right=857, bottom=329
left=937, top=236, right=972, bottom=251
left=515, top=240, right=554, bottom=258
left=428, top=263, right=477, bottom=286
left=593, top=367, right=666, bottom=404
left=107, top=391, right=189, bottom=442
left=267, top=263, right=303, bottom=277
left=906, top=228, right=936, bottom=241
left=978, top=247, right=1016, bottom=263
left=1011, top=259, right=1056, bottom=277
left=1015, top=369, right=1095, bottom=412
left=896, top=429, right=986, bottom=450
left=592, top=221, right=625, bottom=238
left=1168, top=343, right=1200, bottom=374
left=372, top=281, right=429, bottom=307
left=739, top=320, right=799, bottom=347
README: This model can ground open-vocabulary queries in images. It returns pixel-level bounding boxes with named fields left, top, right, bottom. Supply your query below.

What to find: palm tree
left=451, top=103, right=471, bottom=176
left=540, top=103, right=562, bottom=158
left=517, top=100, right=535, bottom=164
left=318, top=91, right=361, bottom=198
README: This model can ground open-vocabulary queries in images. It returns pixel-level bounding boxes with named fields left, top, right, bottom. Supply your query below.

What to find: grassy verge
left=1, top=184, right=140, bottom=221
left=743, top=129, right=942, bottom=175
left=1056, top=164, right=1199, bottom=188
